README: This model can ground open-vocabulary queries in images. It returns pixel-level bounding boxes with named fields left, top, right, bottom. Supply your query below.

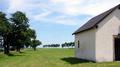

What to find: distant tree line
left=61, top=42, right=74, bottom=48
left=43, top=42, right=75, bottom=48
left=43, top=44, right=60, bottom=48
left=0, top=11, right=41, bottom=55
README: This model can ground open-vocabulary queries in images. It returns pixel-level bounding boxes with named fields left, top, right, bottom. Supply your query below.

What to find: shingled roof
left=73, top=4, right=120, bottom=35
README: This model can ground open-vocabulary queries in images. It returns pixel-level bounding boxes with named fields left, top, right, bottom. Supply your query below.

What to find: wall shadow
left=61, top=57, right=94, bottom=64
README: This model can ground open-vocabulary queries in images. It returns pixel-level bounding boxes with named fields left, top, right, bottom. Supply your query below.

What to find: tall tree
left=10, top=11, right=29, bottom=52
left=0, top=12, right=12, bottom=54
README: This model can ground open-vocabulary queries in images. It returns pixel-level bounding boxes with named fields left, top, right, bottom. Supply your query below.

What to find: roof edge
left=72, top=4, right=120, bottom=35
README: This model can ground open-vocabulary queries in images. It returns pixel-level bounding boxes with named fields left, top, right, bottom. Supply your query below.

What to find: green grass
left=0, top=48, right=120, bottom=67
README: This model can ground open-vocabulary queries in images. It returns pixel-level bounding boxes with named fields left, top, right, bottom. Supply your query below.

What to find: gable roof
left=73, top=4, right=120, bottom=35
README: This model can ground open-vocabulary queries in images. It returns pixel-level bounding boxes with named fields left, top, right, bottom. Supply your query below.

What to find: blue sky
left=0, top=0, right=120, bottom=44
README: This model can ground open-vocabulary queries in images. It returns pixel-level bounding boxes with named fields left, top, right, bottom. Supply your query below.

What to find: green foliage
left=10, top=11, right=29, bottom=26
left=26, top=28, right=36, bottom=39
left=43, top=42, right=74, bottom=48
left=10, top=11, right=30, bottom=52
left=0, top=12, right=11, bottom=35
left=0, top=11, right=41, bottom=54
left=43, top=44, right=60, bottom=48
left=0, top=12, right=12, bottom=54
left=31, top=39, right=42, bottom=50
left=9, top=11, right=40, bottom=52
left=20, top=28, right=36, bottom=48
left=62, top=42, right=75, bottom=48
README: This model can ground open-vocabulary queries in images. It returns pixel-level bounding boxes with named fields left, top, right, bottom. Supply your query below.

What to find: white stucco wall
left=75, top=28, right=96, bottom=61
left=96, top=8, right=120, bottom=62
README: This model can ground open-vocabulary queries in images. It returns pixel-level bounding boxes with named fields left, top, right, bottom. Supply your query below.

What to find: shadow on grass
left=7, top=53, right=24, bottom=56
left=61, top=57, right=94, bottom=64
left=19, top=51, right=25, bottom=53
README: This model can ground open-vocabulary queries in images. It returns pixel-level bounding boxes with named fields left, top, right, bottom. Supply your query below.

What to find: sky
left=0, top=0, right=120, bottom=45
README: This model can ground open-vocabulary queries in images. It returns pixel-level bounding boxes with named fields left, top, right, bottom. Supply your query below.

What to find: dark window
left=78, top=41, right=80, bottom=48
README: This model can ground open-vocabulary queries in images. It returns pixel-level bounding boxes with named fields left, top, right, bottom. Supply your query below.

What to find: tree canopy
left=31, top=39, right=42, bottom=51
left=0, top=11, right=42, bottom=54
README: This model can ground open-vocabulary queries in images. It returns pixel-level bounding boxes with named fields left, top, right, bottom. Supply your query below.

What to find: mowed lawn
left=0, top=49, right=120, bottom=67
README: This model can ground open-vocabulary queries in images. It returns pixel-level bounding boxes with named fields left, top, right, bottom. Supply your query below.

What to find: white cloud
left=33, top=14, right=91, bottom=26
left=50, top=0, right=120, bottom=16
left=50, top=0, right=84, bottom=16
left=80, top=0, right=120, bottom=16
left=7, top=0, right=120, bottom=25
left=34, top=12, right=51, bottom=20
left=50, top=0, right=83, bottom=5
left=8, top=0, right=26, bottom=12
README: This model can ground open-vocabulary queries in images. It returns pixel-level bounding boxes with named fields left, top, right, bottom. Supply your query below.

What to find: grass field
left=0, top=48, right=120, bottom=67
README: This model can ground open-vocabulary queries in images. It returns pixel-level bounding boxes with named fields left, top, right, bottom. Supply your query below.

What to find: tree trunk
left=33, top=47, right=36, bottom=51
left=3, top=36, right=10, bottom=55
left=16, top=45, right=21, bottom=53
left=3, top=43, right=10, bottom=55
